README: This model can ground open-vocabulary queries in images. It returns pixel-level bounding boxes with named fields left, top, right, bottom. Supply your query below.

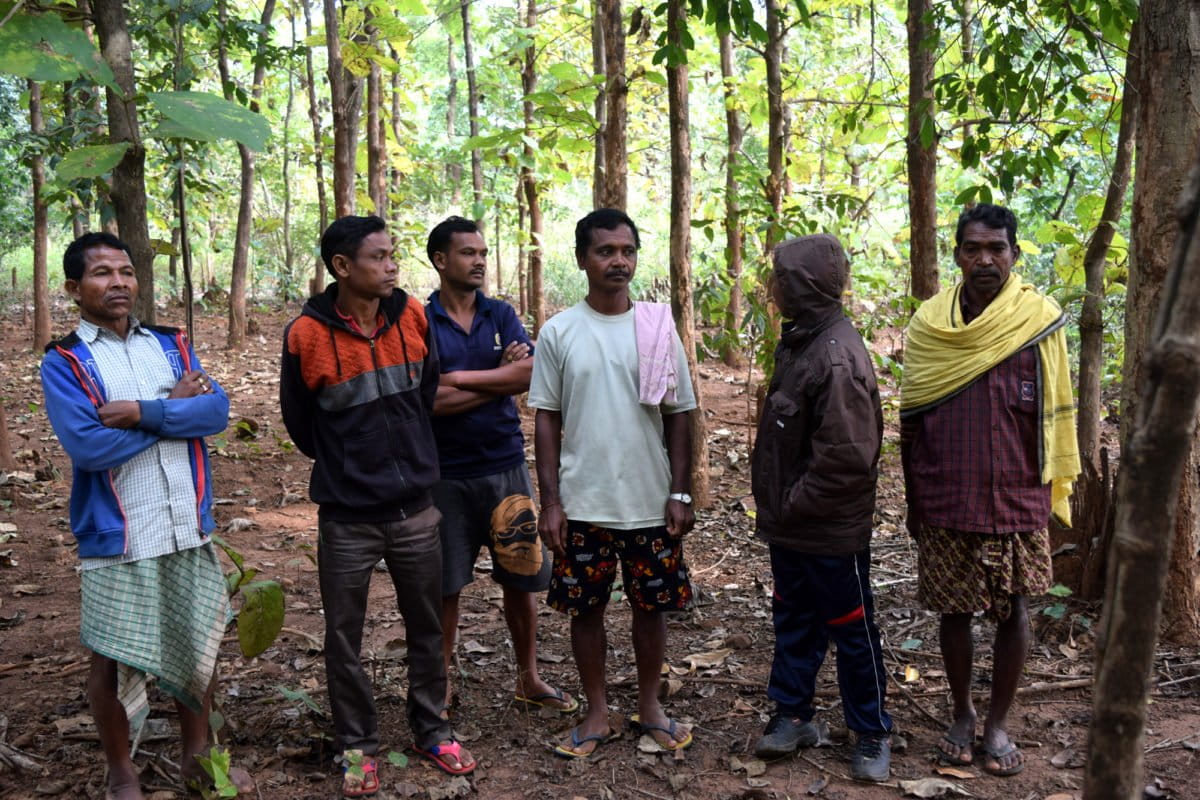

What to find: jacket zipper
left=368, top=336, right=409, bottom=498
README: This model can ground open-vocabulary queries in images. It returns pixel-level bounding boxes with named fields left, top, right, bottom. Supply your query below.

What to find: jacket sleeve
left=781, top=358, right=881, bottom=523
left=279, top=320, right=318, bottom=459
left=40, top=351, right=159, bottom=472
left=135, top=345, right=229, bottom=438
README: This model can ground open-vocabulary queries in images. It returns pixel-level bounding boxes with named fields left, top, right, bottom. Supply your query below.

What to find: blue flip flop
left=629, top=713, right=694, bottom=751
left=553, top=726, right=620, bottom=758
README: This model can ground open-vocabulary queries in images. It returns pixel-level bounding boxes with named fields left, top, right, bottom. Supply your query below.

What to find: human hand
left=98, top=400, right=141, bottom=429
left=501, top=341, right=531, bottom=364
left=665, top=498, right=695, bottom=538
left=169, top=370, right=213, bottom=398
left=539, top=502, right=568, bottom=558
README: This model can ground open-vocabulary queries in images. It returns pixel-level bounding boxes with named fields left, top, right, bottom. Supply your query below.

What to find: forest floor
left=0, top=302, right=1198, bottom=800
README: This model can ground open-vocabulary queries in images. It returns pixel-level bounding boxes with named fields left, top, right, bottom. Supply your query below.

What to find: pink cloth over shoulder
left=635, top=301, right=678, bottom=406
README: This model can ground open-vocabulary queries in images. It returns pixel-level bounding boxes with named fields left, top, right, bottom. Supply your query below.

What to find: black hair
left=426, top=216, right=481, bottom=268
left=955, top=204, right=1018, bottom=249
left=320, top=215, right=387, bottom=279
left=574, top=208, right=640, bottom=261
left=63, top=232, right=132, bottom=281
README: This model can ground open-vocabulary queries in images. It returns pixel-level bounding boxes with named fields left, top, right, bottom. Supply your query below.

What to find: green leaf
left=236, top=580, right=284, bottom=658
left=0, top=13, right=117, bottom=91
left=276, top=685, right=324, bottom=714
left=1047, top=583, right=1073, bottom=598
left=54, top=143, right=129, bottom=184
left=387, top=750, right=409, bottom=768
left=643, top=70, right=668, bottom=88
left=151, top=118, right=223, bottom=143
left=1041, top=602, right=1067, bottom=620
left=900, top=638, right=922, bottom=651
left=148, top=91, right=271, bottom=152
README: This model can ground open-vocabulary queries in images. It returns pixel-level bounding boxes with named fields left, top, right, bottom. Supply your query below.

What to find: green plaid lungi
left=80, top=543, right=230, bottom=730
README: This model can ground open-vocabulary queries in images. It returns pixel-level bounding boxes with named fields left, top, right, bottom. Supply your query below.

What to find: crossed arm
left=433, top=341, right=533, bottom=415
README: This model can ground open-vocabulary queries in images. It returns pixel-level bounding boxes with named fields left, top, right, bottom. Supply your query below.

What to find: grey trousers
left=318, top=504, right=451, bottom=754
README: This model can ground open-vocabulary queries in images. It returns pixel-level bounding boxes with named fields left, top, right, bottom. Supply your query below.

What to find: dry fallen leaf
left=12, top=584, right=43, bottom=596
left=1044, top=793, right=1079, bottom=800
left=897, top=777, right=973, bottom=798
left=806, top=775, right=828, bottom=795
left=933, top=766, right=975, bottom=779
left=684, top=648, right=732, bottom=669
left=904, top=665, right=921, bottom=682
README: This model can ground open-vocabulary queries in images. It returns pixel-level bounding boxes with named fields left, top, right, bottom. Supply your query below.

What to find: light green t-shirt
left=528, top=301, right=697, bottom=529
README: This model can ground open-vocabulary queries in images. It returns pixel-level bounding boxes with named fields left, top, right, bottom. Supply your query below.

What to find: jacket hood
left=303, top=282, right=410, bottom=331
left=772, top=234, right=847, bottom=323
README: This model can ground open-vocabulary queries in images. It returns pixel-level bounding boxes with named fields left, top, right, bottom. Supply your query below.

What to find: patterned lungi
left=914, top=524, right=1051, bottom=622
left=80, top=543, right=230, bottom=731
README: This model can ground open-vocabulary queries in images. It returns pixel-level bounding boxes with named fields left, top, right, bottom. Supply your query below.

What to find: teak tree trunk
left=461, top=0, right=484, bottom=221
left=521, top=0, right=545, bottom=334
left=1086, top=141, right=1200, bottom=800
left=906, top=0, right=939, bottom=301
left=591, top=0, right=606, bottom=209
left=367, top=29, right=387, bottom=220
left=1077, top=21, right=1140, bottom=467
left=666, top=0, right=709, bottom=507
left=446, top=32, right=463, bottom=207
left=93, top=0, right=154, bottom=324
left=764, top=0, right=784, bottom=250
left=303, top=0, right=329, bottom=294
left=29, top=80, right=50, bottom=353
left=719, top=31, right=744, bottom=369
left=219, top=0, right=275, bottom=350
left=598, top=0, right=627, bottom=210
left=325, top=0, right=362, bottom=218
left=1118, top=0, right=1200, bottom=650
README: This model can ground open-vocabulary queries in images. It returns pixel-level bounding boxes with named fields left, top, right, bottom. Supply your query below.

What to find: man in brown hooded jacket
left=750, top=234, right=893, bottom=782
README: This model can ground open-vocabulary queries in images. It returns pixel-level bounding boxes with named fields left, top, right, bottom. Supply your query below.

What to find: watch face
left=672, top=493, right=692, bottom=505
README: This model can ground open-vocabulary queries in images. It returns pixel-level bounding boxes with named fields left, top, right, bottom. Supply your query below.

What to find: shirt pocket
left=766, top=391, right=807, bottom=442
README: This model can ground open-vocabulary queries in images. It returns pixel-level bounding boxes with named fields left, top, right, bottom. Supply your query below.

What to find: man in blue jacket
left=41, top=232, right=231, bottom=799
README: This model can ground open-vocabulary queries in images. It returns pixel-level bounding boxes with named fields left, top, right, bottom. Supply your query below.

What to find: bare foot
left=515, top=680, right=578, bottom=712
left=936, top=711, right=976, bottom=765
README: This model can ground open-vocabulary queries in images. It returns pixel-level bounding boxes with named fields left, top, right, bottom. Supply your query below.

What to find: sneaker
left=753, top=714, right=820, bottom=759
left=850, top=733, right=891, bottom=782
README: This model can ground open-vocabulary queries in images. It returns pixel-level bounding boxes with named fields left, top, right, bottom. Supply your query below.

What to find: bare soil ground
left=0, top=303, right=1197, bottom=800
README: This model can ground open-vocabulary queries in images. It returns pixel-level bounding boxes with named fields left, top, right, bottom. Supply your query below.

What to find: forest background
left=0, top=0, right=1198, bottom=797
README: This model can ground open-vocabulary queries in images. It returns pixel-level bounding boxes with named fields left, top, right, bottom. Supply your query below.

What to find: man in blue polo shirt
left=426, top=216, right=577, bottom=716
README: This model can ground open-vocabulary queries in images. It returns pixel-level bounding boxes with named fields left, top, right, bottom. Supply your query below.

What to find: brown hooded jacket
left=750, top=234, right=883, bottom=554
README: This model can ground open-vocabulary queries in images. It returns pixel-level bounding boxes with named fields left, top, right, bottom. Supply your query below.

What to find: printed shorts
left=547, top=520, right=692, bottom=616
left=915, top=524, right=1052, bottom=622
left=433, top=465, right=551, bottom=596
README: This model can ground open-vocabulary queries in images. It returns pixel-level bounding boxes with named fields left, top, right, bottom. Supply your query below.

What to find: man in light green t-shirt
left=529, top=208, right=697, bottom=758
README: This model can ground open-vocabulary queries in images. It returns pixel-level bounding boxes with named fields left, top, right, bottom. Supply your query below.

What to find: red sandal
left=413, top=739, right=477, bottom=775
left=341, top=751, right=379, bottom=797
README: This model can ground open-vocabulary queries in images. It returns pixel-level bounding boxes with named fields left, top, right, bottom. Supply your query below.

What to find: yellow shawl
left=901, top=274, right=1081, bottom=525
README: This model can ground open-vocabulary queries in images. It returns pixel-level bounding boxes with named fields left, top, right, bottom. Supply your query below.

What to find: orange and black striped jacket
left=280, top=284, right=440, bottom=521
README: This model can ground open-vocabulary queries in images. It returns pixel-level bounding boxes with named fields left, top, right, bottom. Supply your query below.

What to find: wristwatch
left=668, top=492, right=693, bottom=505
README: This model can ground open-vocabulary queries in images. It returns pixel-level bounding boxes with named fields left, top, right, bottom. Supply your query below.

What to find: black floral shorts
left=547, top=520, right=692, bottom=616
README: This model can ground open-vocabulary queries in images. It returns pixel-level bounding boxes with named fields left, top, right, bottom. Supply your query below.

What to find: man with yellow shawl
left=900, top=204, right=1079, bottom=778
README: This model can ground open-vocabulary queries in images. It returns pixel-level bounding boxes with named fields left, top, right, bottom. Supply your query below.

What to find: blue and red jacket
left=40, top=325, right=229, bottom=559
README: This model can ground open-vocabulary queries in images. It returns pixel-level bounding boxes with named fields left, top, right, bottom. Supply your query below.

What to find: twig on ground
left=1017, top=678, right=1092, bottom=695
left=279, top=625, right=321, bottom=649
left=797, top=751, right=851, bottom=782
left=0, top=741, right=45, bottom=774
left=691, top=547, right=735, bottom=578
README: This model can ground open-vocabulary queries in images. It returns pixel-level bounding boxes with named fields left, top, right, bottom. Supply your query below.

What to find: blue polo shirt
left=426, top=290, right=533, bottom=479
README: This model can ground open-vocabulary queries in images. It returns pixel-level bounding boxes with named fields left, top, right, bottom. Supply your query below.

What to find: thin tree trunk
left=516, top=173, right=527, bottom=316
left=63, top=82, right=87, bottom=239
left=29, top=81, right=50, bottom=352
left=283, top=13, right=296, bottom=295
left=390, top=46, right=402, bottom=203
left=666, top=0, right=709, bottom=508
left=764, top=0, right=784, bottom=250
left=906, top=0, right=938, bottom=301
left=93, top=0, right=154, bottom=324
left=719, top=31, right=744, bottom=368
left=461, top=0, right=484, bottom=221
left=367, top=17, right=387, bottom=219
left=303, top=0, right=329, bottom=293
left=599, top=0, right=626, bottom=209
left=325, top=0, right=362, bottom=217
left=494, top=206, right=502, bottom=295
left=521, top=0, right=545, bottom=334
left=591, top=0, right=606, bottom=208
left=447, top=33, right=462, bottom=207
left=176, top=141, right=196, bottom=342
left=1077, top=21, right=1140, bottom=467
left=219, top=0, right=275, bottom=350
left=1117, top=0, right=1200, bottom=651
left=1086, top=148, right=1200, bottom=800
left=0, top=405, right=16, bottom=471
